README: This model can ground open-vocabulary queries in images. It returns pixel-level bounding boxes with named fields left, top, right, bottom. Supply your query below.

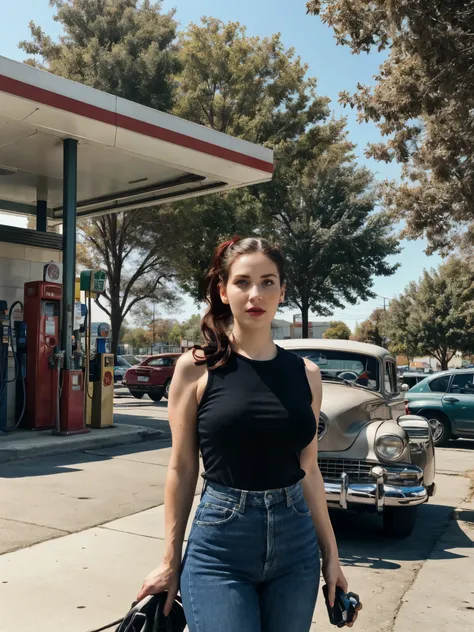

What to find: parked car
left=120, top=354, right=141, bottom=366
left=122, top=353, right=181, bottom=401
left=405, top=369, right=474, bottom=446
left=399, top=371, right=433, bottom=391
left=276, top=338, right=436, bottom=538
left=114, top=356, right=132, bottom=383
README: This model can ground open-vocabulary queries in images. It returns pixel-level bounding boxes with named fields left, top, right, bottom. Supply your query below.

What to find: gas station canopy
left=0, top=55, right=273, bottom=220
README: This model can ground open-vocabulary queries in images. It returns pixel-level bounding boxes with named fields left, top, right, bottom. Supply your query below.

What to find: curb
left=0, top=426, right=169, bottom=464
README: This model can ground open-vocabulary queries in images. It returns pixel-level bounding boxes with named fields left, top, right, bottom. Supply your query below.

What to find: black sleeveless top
left=197, top=346, right=316, bottom=491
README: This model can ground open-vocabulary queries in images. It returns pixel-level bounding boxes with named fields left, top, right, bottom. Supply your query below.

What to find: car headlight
left=376, top=434, right=405, bottom=460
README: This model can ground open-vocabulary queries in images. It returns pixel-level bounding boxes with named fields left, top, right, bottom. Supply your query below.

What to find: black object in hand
left=322, top=585, right=360, bottom=628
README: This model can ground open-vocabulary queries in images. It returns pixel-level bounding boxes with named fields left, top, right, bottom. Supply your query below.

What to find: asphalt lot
left=1, top=391, right=472, bottom=631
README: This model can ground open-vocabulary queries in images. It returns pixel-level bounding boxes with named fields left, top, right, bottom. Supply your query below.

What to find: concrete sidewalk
left=0, top=424, right=167, bottom=463
left=1, top=444, right=472, bottom=631
left=1, top=484, right=473, bottom=632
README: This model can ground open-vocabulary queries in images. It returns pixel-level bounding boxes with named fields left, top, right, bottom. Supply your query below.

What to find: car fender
left=320, top=420, right=389, bottom=461
left=407, top=399, right=456, bottom=433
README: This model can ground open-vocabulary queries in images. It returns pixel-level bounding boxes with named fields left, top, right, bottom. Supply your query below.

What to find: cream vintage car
left=277, top=339, right=436, bottom=538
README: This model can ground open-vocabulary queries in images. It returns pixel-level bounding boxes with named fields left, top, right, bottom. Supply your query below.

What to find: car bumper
left=125, top=384, right=164, bottom=393
left=324, top=465, right=429, bottom=513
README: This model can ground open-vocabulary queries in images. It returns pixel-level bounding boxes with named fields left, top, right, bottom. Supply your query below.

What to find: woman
left=138, top=237, right=360, bottom=631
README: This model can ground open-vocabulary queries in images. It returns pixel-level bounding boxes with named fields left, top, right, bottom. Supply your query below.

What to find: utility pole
left=152, top=303, right=156, bottom=355
left=376, top=294, right=391, bottom=347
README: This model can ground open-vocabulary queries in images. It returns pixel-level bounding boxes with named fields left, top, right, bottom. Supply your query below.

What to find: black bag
left=89, top=593, right=186, bottom=632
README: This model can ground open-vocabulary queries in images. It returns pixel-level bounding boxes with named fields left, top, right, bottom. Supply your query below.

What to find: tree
left=171, top=17, right=333, bottom=303
left=168, top=323, right=183, bottom=346
left=181, top=314, right=202, bottom=345
left=260, top=148, right=400, bottom=336
left=307, top=1, right=474, bottom=253
left=353, top=308, right=385, bottom=347
left=387, top=259, right=474, bottom=370
left=21, top=1, right=182, bottom=357
left=152, top=318, right=176, bottom=343
left=323, top=321, right=351, bottom=340
left=171, top=18, right=399, bottom=336
left=77, top=209, right=180, bottom=357
left=121, top=326, right=149, bottom=349
left=385, top=297, right=419, bottom=366
left=20, top=0, right=180, bottom=110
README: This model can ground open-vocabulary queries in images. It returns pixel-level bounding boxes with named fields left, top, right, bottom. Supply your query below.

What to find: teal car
left=405, top=369, right=474, bottom=446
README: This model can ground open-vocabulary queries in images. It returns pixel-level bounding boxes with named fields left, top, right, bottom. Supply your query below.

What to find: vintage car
left=277, top=338, right=436, bottom=538
left=405, top=368, right=474, bottom=446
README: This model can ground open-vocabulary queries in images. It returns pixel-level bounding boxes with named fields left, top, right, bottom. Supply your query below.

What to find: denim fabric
left=180, top=481, right=320, bottom=632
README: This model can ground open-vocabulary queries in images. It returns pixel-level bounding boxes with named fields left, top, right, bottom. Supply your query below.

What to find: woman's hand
left=137, top=561, right=180, bottom=616
left=322, top=556, right=362, bottom=627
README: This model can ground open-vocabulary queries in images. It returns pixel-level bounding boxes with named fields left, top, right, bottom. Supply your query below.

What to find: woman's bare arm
left=137, top=351, right=206, bottom=610
left=163, top=351, right=205, bottom=567
left=300, top=359, right=352, bottom=616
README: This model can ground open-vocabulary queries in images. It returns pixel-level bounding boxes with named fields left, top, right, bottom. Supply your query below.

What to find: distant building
left=272, top=316, right=331, bottom=340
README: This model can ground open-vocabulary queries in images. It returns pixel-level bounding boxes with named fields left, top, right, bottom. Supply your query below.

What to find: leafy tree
left=307, top=1, right=474, bottom=253
left=20, top=0, right=180, bottom=110
left=77, top=210, right=179, bottom=356
left=121, top=326, right=149, bottom=349
left=260, top=150, right=400, bottom=336
left=323, top=320, right=351, bottom=340
left=168, top=323, right=183, bottom=346
left=353, top=308, right=385, bottom=347
left=387, top=258, right=474, bottom=370
left=172, top=18, right=399, bottom=336
left=151, top=318, right=176, bottom=343
left=385, top=297, right=419, bottom=366
left=171, top=17, right=332, bottom=303
left=20, top=0, right=182, bottom=357
left=181, top=314, right=202, bottom=345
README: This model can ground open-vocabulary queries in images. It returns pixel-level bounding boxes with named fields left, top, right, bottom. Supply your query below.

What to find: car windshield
left=290, top=348, right=380, bottom=391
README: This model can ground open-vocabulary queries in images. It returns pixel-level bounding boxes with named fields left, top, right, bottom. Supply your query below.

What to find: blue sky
left=0, top=0, right=443, bottom=328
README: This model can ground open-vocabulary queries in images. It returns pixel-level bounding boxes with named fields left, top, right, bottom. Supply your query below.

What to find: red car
left=123, top=353, right=181, bottom=401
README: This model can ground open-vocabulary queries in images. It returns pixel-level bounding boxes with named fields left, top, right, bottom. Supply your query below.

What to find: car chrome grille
left=318, top=459, right=374, bottom=482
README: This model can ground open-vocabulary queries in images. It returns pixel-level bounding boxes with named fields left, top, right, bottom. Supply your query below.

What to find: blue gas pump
left=0, top=300, right=27, bottom=434
left=0, top=300, right=9, bottom=432
left=14, top=320, right=27, bottom=424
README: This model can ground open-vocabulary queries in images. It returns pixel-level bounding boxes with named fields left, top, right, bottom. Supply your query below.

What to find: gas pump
left=81, top=270, right=114, bottom=429
left=89, top=323, right=115, bottom=428
left=0, top=301, right=9, bottom=431
left=0, top=300, right=27, bottom=434
left=22, top=281, right=62, bottom=430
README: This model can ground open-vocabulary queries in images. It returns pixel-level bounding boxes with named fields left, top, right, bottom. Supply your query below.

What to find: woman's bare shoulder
left=175, top=349, right=208, bottom=381
left=302, top=357, right=322, bottom=390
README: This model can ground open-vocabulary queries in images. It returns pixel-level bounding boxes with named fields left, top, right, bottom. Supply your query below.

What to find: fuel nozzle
left=48, top=350, right=65, bottom=369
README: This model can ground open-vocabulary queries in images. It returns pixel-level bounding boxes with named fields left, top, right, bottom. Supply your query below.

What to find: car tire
left=148, top=392, right=163, bottom=402
left=425, top=412, right=451, bottom=447
left=129, top=391, right=144, bottom=399
left=383, top=506, right=418, bottom=538
left=164, top=380, right=171, bottom=400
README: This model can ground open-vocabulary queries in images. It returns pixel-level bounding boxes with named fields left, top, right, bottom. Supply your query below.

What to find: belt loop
left=200, top=479, right=208, bottom=500
left=285, top=487, right=291, bottom=507
left=239, top=490, right=247, bottom=514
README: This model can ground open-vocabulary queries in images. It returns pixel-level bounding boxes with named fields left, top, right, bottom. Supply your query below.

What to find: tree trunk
left=439, top=349, right=449, bottom=371
left=110, top=304, right=123, bottom=362
left=302, top=300, right=310, bottom=339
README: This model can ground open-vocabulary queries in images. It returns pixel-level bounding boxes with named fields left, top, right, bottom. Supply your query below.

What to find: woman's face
left=220, top=252, right=285, bottom=330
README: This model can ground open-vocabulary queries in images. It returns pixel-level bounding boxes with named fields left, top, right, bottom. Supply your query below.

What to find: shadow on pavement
left=442, top=439, right=474, bottom=450
left=0, top=438, right=172, bottom=479
left=114, top=401, right=168, bottom=409
left=330, top=501, right=473, bottom=571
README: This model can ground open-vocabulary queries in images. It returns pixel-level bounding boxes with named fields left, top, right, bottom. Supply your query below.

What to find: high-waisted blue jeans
left=180, top=481, right=320, bottom=632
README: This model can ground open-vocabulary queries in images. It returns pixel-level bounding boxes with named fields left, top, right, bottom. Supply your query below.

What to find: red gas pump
left=22, top=281, right=62, bottom=430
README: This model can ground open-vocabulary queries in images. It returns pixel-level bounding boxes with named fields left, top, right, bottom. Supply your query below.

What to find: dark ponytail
left=193, top=236, right=286, bottom=370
